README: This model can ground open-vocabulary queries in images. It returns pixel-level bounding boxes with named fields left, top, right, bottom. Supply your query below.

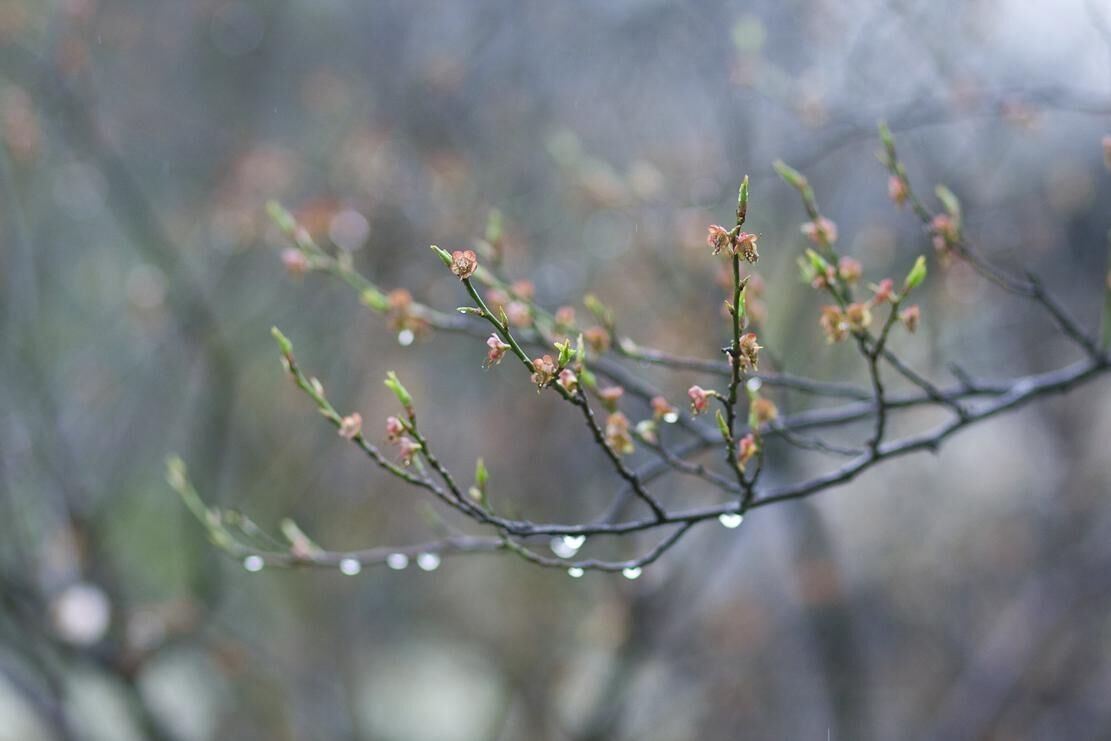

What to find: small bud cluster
left=650, top=396, right=677, bottom=421
left=888, top=175, right=908, bottom=206
left=282, top=248, right=310, bottom=276
left=604, top=412, right=634, bottom=455
left=384, top=415, right=420, bottom=465
left=688, top=385, right=714, bottom=415
left=735, top=332, right=762, bottom=372
left=557, top=368, right=578, bottom=393
left=707, top=225, right=760, bottom=263
left=583, top=326, right=610, bottom=353
left=801, top=216, right=838, bottom=247
left=931, top=214, right=959, bottom=264
left=750, top=397, right=778, bottom=425
left=813, top=255, right=927, bottom=342
left=450, top=249, right=478, bottom=280
left=808, top=254, right=862, bottom=291
left=598, top=386, right=624, bottom=411
left=338, top=413, right=362, bottom=439
left=737, top=433, right=758, bottom=469
left=485, top=333, right=511, bottom=366
left=386, top=288, right=428, bottom=337
left=486, top=281, right=535, bottom=329
left=530, top=354, right=558, bottom=387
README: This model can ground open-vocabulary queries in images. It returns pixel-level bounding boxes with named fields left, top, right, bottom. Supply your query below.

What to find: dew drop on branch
left=567, top=567, right=584, bottom=578
left=417, top=552, right=441, bottom=571
left=243, top=555, right=265, bottom=572
left=339, top=557, right=362, bottom=575
left=550, top=535, right=584, bottom=558
left=718, top=513, right=744, bottom=529
left=398, top=329, right=415, bottom=346
left=621, top=566, right=642, bottom=580
left=386, top=553, right=409, bottom=570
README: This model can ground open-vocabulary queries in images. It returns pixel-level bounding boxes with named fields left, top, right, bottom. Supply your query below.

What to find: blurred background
left=3, top=1, right=1111, bottom=739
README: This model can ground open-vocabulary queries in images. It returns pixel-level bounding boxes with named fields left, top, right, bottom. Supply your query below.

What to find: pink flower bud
left=707, top=224, right=731, bottom=255
left=385, top=415, right=405, bottom=442
left=530, top=355, right=557, bottom=387
left=450, top=249, right=478, bottom=279
left=819, top=305, right=849, bottom=343
left=837, top=257, right=862, bottom=284
left=388, top=288, right=413, bottom=310
left=583, top=326, right=611, bottom=353
left=872, top=278, right=894, bottom=304
left=801, top=217, right=838, bottom=246
left=888, top=175, right=908, bottom=206
left=510, top=279, right=535, bottom=300
left=931, top=214, right=958, bottom=255
left=396, top=436, right=422, bottom=466
left=598, top=386, right=624, bottom=411
left=750, top=398, right=778, bottom=424
left=338, top=413, right=363, bottom=440
left=485, top=333, right=511, bottom=367
left=900, top=305, right=921, bottom=333
left=811, top=265, right=837, bottom=290
left=845, top=302, right=872, bottom=331
left=688, top=385, right=711, bottom=415
left=554, top=305, right=576, bottom=328
left=735, top=232, right=760, bottom=263
left=281, top=248, right=309, bottom=276
left=557, top=368, right=578, bottom=393
left=737, top=433, right=758, bottom=468
left=506, top=301, right=532, bottom=328
left=650, top=396, right=677, bottom=420
left=485, top=288, right=509, bottom=314
left=604, top=412, right=634, bottom=455
left=737, top=332, right=762, bottom=371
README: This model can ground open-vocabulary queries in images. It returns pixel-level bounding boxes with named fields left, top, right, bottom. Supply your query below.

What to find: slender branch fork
left=169, top=126, right=1111, bottom=578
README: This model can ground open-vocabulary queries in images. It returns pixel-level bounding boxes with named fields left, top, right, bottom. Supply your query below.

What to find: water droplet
left=745, top=377, right=763, bottom=392
left=397, top=329, right=415, bottom=347
left=243, top=555, right=265, bottom=572
left=339, top=558, right=362, bottom=575
left=386, top=553, right=409, bottom=570
left=662, top=411, right=679, bottom=424
left=718, top=512, right=744, bottom=529
left=51, top=583, right=111, bottom=646
left=568, top=567, right=584, bottom=578
left=622, top=566, right=642, bottom=580
left=563, top=535, right=586, bottom=550
left=550, top=537, right=575, bottom=559
left=416, top=552, right=441, bottom=571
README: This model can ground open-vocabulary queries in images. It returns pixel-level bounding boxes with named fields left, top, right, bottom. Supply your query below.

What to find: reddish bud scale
left=688, top=385, right=711, bottom=415
left=450, top=249, right=478, bottom=279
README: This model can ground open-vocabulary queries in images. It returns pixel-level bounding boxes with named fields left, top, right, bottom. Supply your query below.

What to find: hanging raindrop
left=621, top=566, right=642, bottom=580
left=567, top=567, right=584, bottom=578
left=416, top=552, right=441, bottom=571
left=243, top=555, right=265, bottom=573
left=386, top=553, right=409, bottom=570
left=718, top=512, right=744, bottom=529
left=397, top=329, right=415, bottom=347
left=563, top=535, right=586, bottom=550
left=339, top=558, right=362, bottom=576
